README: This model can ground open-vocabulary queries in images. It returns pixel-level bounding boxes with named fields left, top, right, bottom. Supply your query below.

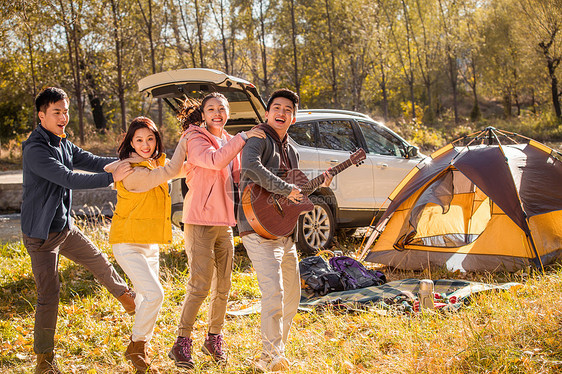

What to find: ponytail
left=177, top=92, right=229, bottom=132
left=177, top=97, right=204, bottom=131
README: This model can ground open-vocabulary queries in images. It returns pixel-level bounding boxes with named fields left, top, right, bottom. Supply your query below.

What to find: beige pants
left=177, top=225, right=234, bottom=337
left=242, top=233, right=300, bottom=359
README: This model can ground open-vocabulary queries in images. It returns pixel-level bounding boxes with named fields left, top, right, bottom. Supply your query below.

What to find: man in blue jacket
left=21, top=87, right=135, bottom=373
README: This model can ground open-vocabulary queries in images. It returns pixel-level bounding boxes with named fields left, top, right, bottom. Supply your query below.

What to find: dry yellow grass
left=1, top=217, right=561, bottom=373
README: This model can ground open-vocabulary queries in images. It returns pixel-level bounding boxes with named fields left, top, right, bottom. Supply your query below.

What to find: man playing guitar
left=237, top=89, right=332, bottom=372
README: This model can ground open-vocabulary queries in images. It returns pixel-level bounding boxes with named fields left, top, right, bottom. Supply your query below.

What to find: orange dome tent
left=360, top=127, right=562, bottom=272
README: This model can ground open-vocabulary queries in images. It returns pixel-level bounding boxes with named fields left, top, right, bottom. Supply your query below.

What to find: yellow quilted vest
left=109, top=154, right=172, bottom=245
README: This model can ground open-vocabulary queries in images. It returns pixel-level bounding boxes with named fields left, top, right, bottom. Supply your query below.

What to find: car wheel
left=297, top=196, right=335, bottom=256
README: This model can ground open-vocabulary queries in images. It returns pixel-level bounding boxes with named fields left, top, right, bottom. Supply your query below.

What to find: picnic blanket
left=226, top=278, right=522, bottom=316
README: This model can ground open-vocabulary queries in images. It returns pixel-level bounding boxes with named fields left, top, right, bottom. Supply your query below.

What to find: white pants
left=242, top=233, right=300, bottom=359
left=113, top=243, right=164, bottom=342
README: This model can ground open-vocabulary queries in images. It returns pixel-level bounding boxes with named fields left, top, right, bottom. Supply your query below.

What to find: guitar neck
left=301, top=158, right=355, bottom=196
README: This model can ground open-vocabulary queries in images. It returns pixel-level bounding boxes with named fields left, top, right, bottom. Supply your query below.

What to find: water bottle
left=418, top=279, right=435, bottom=310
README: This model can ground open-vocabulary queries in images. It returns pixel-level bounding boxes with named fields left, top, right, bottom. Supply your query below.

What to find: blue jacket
left=21, top=125, right=115, bottom=240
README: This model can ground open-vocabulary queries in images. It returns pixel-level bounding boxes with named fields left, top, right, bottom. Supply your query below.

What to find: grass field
left=1, top=217, right=562, bottom=373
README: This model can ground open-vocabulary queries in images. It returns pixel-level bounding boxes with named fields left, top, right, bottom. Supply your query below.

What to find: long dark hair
left=118, top=116, right=163, bottom=160
left=177, top=92, right=229, bottom=131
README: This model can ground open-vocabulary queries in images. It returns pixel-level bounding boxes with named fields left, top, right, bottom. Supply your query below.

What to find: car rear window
left=317, top=120, right=359, bottom=152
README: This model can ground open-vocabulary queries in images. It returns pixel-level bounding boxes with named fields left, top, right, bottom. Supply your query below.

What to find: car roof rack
left=297, top=108, right=371, bottom=120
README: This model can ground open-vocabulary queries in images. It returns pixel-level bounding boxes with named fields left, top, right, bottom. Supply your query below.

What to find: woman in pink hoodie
left=168, top=93, right=264, bottom=369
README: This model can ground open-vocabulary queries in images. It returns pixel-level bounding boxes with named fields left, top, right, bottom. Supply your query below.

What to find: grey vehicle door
left=316, top=119, right=376, bottom=210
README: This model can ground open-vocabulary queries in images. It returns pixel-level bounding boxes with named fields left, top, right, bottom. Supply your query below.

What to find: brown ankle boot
left=125, top=339, right=149, bottom=372
left=35, top=352, right=62, bottom=374
left=117, top=289, right=136, bottom=315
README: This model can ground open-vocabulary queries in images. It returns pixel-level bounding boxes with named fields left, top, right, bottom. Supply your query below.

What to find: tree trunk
left=448, top=54, right=459, bottom=124
left=401, top=0, right=416, bottom=120
left=84, top=70, right=107, bottom=132
left=414, top=0, right=433, bottom=123
left=531, top=87, right=537, bottom=114
left=195, top=0, right=205, bottom=68
left=137, top=0, right=162, bottom=127
left=470, top=88, right=480, bottom=121
left=212, top=0, right=229, bottom=73
left=469, top=56, right=480, bottom=121
left=437, top=0, right=459, bottom=125
left=89, top=95, right=107, bottom=132
left=547, top=59, right=561, bottom=118
left=351, top=57, right=359, bottom=111
left=325, top=0, right=338, bottom=107
left=538, top=34, right=561, bottom=118
left=384, top=0, right=416, bottom=121
left=59, top=0, right=85, bottom=144
left=409, top=77, right=415, bottom=120
left=258, top=0, right=269, bottom=96
left=72, top=28, right=85, bottom=143
left=110, top=0, right=127, bottom=131
left=176, top=0, right=197, bottom=67
left=521, top=2, right=562, bottom=119
left=289, top=0, right=300, bottom=96
left=20, top=3, right=38, bottom=119
left=26, top=32, right=38, bottom=119
left=503, top=91, right=512, bottom=118
left=380, top=61, right=389, bottom=121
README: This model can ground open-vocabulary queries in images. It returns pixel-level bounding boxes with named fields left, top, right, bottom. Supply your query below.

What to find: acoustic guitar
left=242, top=148, right=366, bottom=239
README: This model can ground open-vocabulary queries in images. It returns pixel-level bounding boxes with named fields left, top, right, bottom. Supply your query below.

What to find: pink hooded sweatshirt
left=182, top=125, right=246, bottom=226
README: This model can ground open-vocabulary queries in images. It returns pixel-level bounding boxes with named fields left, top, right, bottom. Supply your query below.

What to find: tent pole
left=493, top=128, right=544, bottom=273
left=359, top=209, right=384, bottom=249
left=527, top=226, right=545, bottom=273
left=356, top=204, right=388, bottom=260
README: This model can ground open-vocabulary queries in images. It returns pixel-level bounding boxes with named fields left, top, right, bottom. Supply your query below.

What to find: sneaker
left=117, top=289, right=136, bottom=315
left=201, top=333, right=227, bottom=364
left=168, top=336, right=194, bottom=369
left=253, top=354, right=290, bottom=372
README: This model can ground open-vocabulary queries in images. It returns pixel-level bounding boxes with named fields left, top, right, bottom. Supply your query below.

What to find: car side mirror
left=405, top=145, right=418, bottom=159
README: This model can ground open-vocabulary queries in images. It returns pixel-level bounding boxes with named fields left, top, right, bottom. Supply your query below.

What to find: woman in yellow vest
left=105, top=116, right=187, bottom=373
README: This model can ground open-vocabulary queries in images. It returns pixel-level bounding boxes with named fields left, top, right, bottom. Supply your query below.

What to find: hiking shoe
left=35, top=352, right=62, bottom=374
left=201, top=333, right=227, bottom=364
left=168, top=336, right=194, bottom=369
left=117, top=289, right=136, bottom=315
left=253, top=354, right=290, bottom=372
left=125, top=339, right=149, bottom=372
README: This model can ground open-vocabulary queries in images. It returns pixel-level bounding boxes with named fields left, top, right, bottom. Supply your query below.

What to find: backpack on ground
left=299, top=256, right=346, bottom=296
left=329, top=256, right=387, bottom=290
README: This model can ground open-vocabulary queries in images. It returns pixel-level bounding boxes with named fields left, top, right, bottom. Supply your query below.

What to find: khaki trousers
left=242, top=233, right=300, bottom=359
left=23, top=226, right=129, bottom=354
left=177, top=225, right=234, bottom=337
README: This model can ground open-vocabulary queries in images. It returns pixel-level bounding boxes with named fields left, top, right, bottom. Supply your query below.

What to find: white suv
left=138, top=68, right=422, bottom=254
